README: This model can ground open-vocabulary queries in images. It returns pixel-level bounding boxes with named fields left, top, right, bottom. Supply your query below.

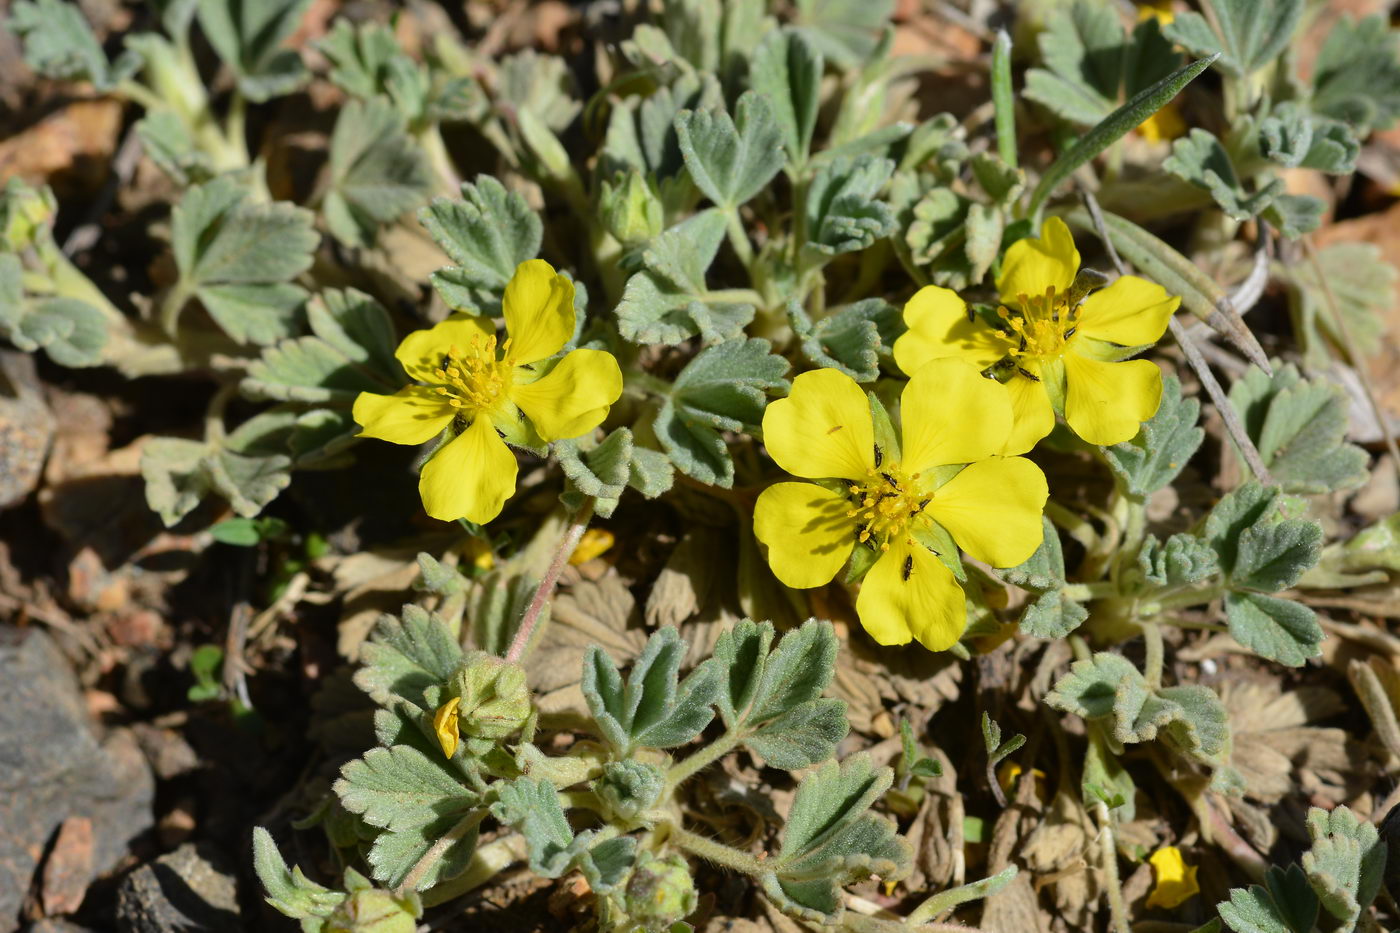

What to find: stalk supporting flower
left=353, top=259, right=623, bottom=524
left=753, top=362, right=1048, bottom=651
left=893, top=217, right=1180, bottom=449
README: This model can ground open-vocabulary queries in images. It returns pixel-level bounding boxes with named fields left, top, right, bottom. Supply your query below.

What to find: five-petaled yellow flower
left=894, top=217, right=1180, bottom=449
left=753, top=361, right=1049, bottom=651
left=353, top=259, right=622, bottom=524
left=1146, top=846, right=1200, bottom=909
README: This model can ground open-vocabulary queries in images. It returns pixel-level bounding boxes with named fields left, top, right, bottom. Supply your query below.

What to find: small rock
left=0, top=627, right=155, bottom=933
left=24, top=920, right=99, bottom=933
left=115, top=844, right=240, bottom=933
left=0, top=352, right=54, bottom=510
left=129, top=725, right=198, bottom=781
left=40, top=818, right=93, bottom=917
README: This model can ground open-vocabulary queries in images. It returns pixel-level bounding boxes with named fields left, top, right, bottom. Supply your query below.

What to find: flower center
left=998, top=286, right=1078, bottom=361
left=431, top=333, right=513, bottom=415
left=846, top=462, right=929, bottom=552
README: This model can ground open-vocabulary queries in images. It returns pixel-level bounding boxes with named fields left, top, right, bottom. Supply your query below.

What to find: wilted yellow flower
left=570, top=528, right=615, bottom=565
left=432, top=696, right=460, bottom=759
left=894, top=218, right=1180, bottom=449
left=753, top=362, right=1048, bottom=651
left=1146, top=846, right=1200, bottom=909
left=353, top=259, right=623, bottom=524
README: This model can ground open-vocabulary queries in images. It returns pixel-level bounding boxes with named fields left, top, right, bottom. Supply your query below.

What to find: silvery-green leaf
left=1301, top=806, right=1386, bottom=925
left=1309, top=14, right=1400, bottom=133
left=366, top=811, right=478, bottom=890
left=1276, top=243, right=1394, bottom=371
left=1162, top=0, right=1302, bottom=78
left=1138, top=533, right=1219, bottom=587
left=788, top=298, right=901, bottom=383
left=497, top=50, right=580, bottom=134
left=1019, top=589, right=1088, bottom=639
left=355, top=605, right=464, bottom=709
left=140, top=436, right=292, bottom=526
left=323, top=97, right=433, bottom=248
left=135, top=110, right=214, bottom=186
left=196, top=0, right=310, bottom=101
left=1219, top=865, right=1319, bottom=933
left=1000, top=516, right=1067, bottom=591
left=1258, top=103, right=1359, bottom=174
left=7, top=0, right=140, bottom=90
left=581, top=627, right=718, bottom=755
left=803, top=155, right=895, bottom=260
left=12, top=297, right=106, bottom=367
left=790, top=0, right=895, bottom=68
left=1229, top=362, right=1369, bottom=494
left=750, top=28, right=822, bottom=167
left=1262, top=194, right=1326, bottom=240
left=420, top=176, right=541, bottom=314
left=675, top=91, right=785, bottom=210
left=1104, top=374, right=1203, bottom=497
left=1163, top=129, right=1281, bottom=221
left=651, top=338, right=788, bottom=485
left=1224, top=592, right=1322, bottom=668
left=335, top=745, right=477, bottom=832
left=252, top=827, right=346, bottom=923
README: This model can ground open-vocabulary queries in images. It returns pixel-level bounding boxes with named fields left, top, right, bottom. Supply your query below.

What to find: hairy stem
left=665, top=728, right=744, bottom=791
left=666, top=823, right=767, bottom=876
left=725, top=208, right=755, bottom=273
left=1141, top=621, right=1164, bottom=689
left=504, top=503, right=593, bottom=664
left=396, top=808, right=489, bottom=896
left=1095, top=803, right=1130, bottom=933
left=419, top=833, right=529, bottom=908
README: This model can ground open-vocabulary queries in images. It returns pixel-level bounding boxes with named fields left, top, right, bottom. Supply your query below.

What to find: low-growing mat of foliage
left=3, top=0, right=1400, bottom=931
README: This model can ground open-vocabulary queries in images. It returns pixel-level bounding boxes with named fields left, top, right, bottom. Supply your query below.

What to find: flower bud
left=623, top=852, right=697, bottom=931
left=449, top=651, right=532, bottom=741
left=599, top=170, right=663, bottom=246
left=325, top=887, right=419, bottom=933
left=593, top=760, right=663, bottom=823
left=0, top=179, right=56, bottom=251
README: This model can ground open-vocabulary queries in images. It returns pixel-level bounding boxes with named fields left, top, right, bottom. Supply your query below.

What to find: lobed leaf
left=335, top=745, right=478, bottom=832
left=1104, top=375, right=1203, bottom=497
left=355, top=605, right=465, bottom=709
left=420, top=176, right=542, bottom=314
left=323, top=97, right=434, bottom=248
left=788, top=298, right=901, bottom=383
left=675, top=91, right=785, bottom=211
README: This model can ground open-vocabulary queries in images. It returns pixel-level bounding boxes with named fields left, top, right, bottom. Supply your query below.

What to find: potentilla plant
left=4, top=0, right=1399, bottom=929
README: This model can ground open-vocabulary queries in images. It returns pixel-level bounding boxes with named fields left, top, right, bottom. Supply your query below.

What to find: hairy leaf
left=803, top=155, right=896, bottom=260
left=788, top=298, right=902, bottom=383
left=323, top=97, right=434, bottom=248
left=581, top=627, right=718, bottom=755
left=335, top=745, right=477, bottom=832
left=1224, top=591, right=1323, bottom=668
left=1301, top=806, right=1386, bottom=925
left=355, top=605, right=464, bottom=709
left=750, top=28, right=822, bottom=168
left=196, top=0, right=311, bottom=101
left=252, top=827, right=345, bottom=922
left=1105, top=374, right=1203, bottom=496
left=675, top=91, right=785, bottom=210
left=1310, top=15, right=1400, bottom=133
left=8, top=0, right=139, bottom=90
left=1163, top=0, right=1302, bottom=79
left=420, top=176, right=541, bottom=314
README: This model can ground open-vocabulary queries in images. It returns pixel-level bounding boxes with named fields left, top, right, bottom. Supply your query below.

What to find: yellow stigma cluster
left=431, top=333, right=512, bottom=414
left=999, top=285, right=1078, bottom=361
left=846, top=463, right=929, bottom=551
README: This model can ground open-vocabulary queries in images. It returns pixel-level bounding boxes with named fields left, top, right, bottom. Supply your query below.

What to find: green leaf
left=1261, top=194, right=1326, bottom=240
left=788, top=298, right=901, bottom=383
left=135, top=110, right=213, bottom=186
left=602, top=73, right=723, bottom=184
left=675, top=91, right=785, bottom=210
left=1000, top=516, right=1068, bottom=591
left=1163, top=129, right=1281, bottom=221
left=7, top=296, right=107, bottom=367
left=615, top=209, right=754, bottom=345
left=746, top=700, right=849, bottom=770
left=1301, top=806, right=1386, bottom=925
left=1228, top=362, right=1369, bottom=494
left=491, top=777, right=573, bottom=874
left=318, top=20, right=404, bottom=101
left=140, top=436, right=292, bottom=526
left=908, top=866, right=1018, bottom=923
left=366, top=811, right=479, bottom=890
left=1309, top=15, right=1400, bottom=133
left=335, top=745, right=478, bottom=832
left=419, top=176, right=541, bottom=315
left=1258, top=103, right=1359, bottom=174
left=1023, top=4, right=1183, bottom=126
left=170, top=177, right=318, bottom=344
left=802, top=155, right=896, bottom=261
left=762, top=753, right=910, bottom=923
left=981, top=712, right=1026, bottom=767
left=1138, top=533, right=1220, bottom=587
left=1027, top=54, right=1216, bottom=219
left=252, top=827, right=345, bottom=923
left=791, top=0, right=894, bottom=68
left=1232, top=520, right=1322, bottom=593
left=651, top=338, right=789, bottom=486
left=1162, top=0, right=1302, bottom=79
left=244, top=288, right=404, bottom=405
left=1104, top=374, right=1203, bottom=497
left=355, top=605, right=464, bottom=709
left=897, top=718, right=941, bottom=780
left=1276, top=243, right=1395, bottom=371
left=196, top=0, right=311, bottom=101
left=1224, top=591, right=1323, bottom=668
left=593, top=760, right=664, bottom=823
left=580, top=627, right=719, bottom=755
left=1219, top=865, right=1319, bottom=933
left=750, top=28, right=822, bottom=168
left=998, top=517, right=1086, bottom=638
left=1019, top=589, right=1088, bottom=639
left=7, top=0, right=139, bottom=90
left=323, top=97, right=433, bottom=248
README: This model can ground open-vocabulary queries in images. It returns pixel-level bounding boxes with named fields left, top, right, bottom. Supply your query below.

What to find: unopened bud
left=0, top=179, right=56, bottom=251
left=599, top=170, right=662, bottom=246
left=623, top=852, right=697, bottom=930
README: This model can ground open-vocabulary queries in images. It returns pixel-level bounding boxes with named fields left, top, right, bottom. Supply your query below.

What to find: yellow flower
left=753, top=362, right=1048, bottom=651
left=893, top=218, right=1180, bottom=449
left=353, top=259, right=623, bottom=524
left=569, top=528, right=615, bottom=565
left=1146, top=846, right=1200, bottom=909
left=433, top=696, right=460, bottom=759
left=1135, top=4, right=1186, bottom=143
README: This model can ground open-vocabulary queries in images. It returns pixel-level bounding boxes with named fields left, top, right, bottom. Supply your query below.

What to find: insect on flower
left=753, top=362, right=1048, bottom=651
left=893, top=217, right=1181, bottom=450
left=353, top=259, right=623, bottom=524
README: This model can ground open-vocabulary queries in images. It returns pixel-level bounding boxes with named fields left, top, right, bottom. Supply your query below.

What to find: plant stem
left=991, top=30, right=1017, bottom=170
left=666, top=823, right=767, bottom=876
left=665, top=728, right=744, bottom=791
left=1060, top=581, right=1119, bottom=601
left=1141, top=621, right=1164, bottom=689
left=396, top=808, right=489, bottom=896
left=503, top=503, right=593, bottom=664
left=419, top=833, right=529, bottom=908
left=1095, top=802, right=1130, bottom=933
left=725, top=207, right=755, bottom=273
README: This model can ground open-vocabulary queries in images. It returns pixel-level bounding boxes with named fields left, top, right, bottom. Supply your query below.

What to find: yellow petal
left=1002, top=368, right=1056, bottom=455
left=894, top=285, right=1013, bottom=374
left=419, top=414, right=518, bottom=523
left=1063, top=353, right=1163, bottom=446
left=899, top=358, right=1014, bottom=472
left=1075, top=275, right=1180, bottom=346
left=510, top=348, right=623, bottom=441
left=996, top=216, right=1080, bottom=305
left=433, top=697, right=461, bottom=759
left=1146, top=847, right=1199, bottom=909
left=353, top=386, right=456, bottom=445
left=754, top=482, right=857, bottom=588
left=762, top=369, right=875, bottom=480
left=924, top=458, right=1048, bottom=567
left=395, top=314, right=495, bottom=383
left=502, top=259, right=576, bottom=364
left=856, top=541, right=966, bottom=651
left=570, top=528, right=615, bottom=565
